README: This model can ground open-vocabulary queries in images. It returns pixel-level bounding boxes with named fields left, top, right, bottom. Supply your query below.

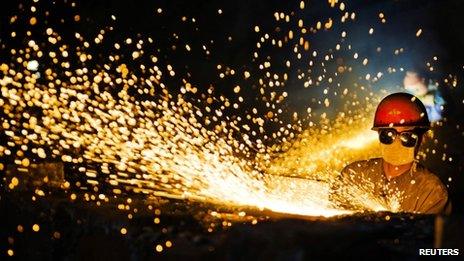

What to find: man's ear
left=423, top=129, right=433, bottom=143
left=414, top=134, right=425, bottom=158
left=415, top=130, right=427, bottom=151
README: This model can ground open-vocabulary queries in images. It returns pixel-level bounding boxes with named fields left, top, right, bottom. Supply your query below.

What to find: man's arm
left=329, top=163, right=365, bottom=210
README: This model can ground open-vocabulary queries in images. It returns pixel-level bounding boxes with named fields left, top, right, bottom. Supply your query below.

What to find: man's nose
left=392, top=137, right=402, bottom=145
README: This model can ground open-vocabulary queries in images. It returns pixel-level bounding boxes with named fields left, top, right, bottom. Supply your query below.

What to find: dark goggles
left=378, top=128, right=420, bottom=148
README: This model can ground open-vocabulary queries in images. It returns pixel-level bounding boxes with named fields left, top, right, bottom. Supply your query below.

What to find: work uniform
left=334, top=157, right=448, bottom=214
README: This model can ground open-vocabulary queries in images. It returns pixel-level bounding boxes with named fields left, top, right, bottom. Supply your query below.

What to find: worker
left=333, top=92, right=449, bottom=214
left=403, top=70, right=445, bottom=122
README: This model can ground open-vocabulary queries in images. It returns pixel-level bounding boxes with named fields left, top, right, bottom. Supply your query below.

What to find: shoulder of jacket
left=414, top=165, right=448, bottom=194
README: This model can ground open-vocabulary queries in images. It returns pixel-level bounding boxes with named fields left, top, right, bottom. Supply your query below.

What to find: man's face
left=404, top=72, right=428, bottom=96
left=377, top=126, right=420, bottom=166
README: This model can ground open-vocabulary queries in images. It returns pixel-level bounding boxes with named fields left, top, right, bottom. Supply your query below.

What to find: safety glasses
left=378, top=128, right=420, bottom=147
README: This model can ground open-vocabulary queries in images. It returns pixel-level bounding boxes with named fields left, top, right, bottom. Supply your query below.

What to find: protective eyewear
left=378, top=128, right=419, bottom=148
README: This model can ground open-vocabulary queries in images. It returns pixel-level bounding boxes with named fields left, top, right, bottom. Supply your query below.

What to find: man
left=335, top=92, right=448, bottom=214
left=403, top=70, right=445, bottom=122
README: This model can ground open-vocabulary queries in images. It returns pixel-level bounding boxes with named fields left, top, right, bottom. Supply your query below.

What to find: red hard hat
left=372, top=92, right=430, bottom=130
